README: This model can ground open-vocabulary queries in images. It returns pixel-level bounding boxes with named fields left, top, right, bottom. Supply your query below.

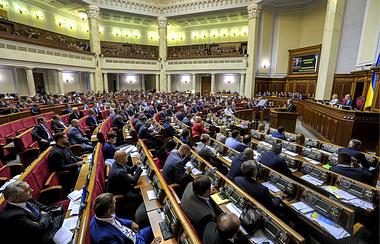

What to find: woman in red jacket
left=192, top=116, right=207, bottom=136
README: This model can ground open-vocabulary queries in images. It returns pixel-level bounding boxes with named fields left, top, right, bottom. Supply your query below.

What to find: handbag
left=239, top=203, right=262, bottom=235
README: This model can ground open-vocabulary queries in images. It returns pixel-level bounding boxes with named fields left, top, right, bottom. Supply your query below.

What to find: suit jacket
left=48, top=144, right=79, bottom=173
left=69, top=112, right=81, bottom=123
left=167, top=109, right=175, bottom=117
left=163, top=123, right=179, bottom=138
left=261, top=152, right=292, bottom=178
left=162, top=150, right=190, bottom=185
left=179, top=136, right=192, bottom=148
left=226, top=153, right=247, bottom=180
left=134, top=121, right=144, bottom=134
left=107, top=163, right=142, bottom=198
left=180, top=182, right=216, bottom=238
left=111, top=114, right=127, bottom=132
left=92, top=107, right=101, bottom=115
left=159, top=111, right=166, bottom=121
left=196, top=143, right=216, bottom=163
left=191, top=106, right=198, bottom=114
left=147, top=109, right=155, bottom=118
left=234, top=176, right=282, bottom=213
left=271, top=132, right=286, bottom=140
left=330, top=166, right=372, bottom=183
left=138, top=125, right=157, bottom=140
left=338, top=147, right=369, bottom=169
left=90, top=216, right=147, bottom=244
left=203, top=222, right=234, bottom=244
left=51, top=119, right=67, bottom=132
left=103, top=142, right=119, bottom=160
left=235, top=143, right=248, bottom=153
left=64, top=108, right=72, bottom=114
left=344, top=99, right=354, bottom=107
left=68, top=126, right=89, bottom=150
left=30, top=107, right=40, bottom=115
left=87, top=115, right=100, bottom=127
left=286, top=104, right=297, bottom=112
left=182, top=118, right=192, bottom=127
left=177, top=112, right=184, bottom=121
left=192, top=122, right=207, bottom=136
left=245, top=104, right=253, bottom=109
left=31, top=124, right=54, bottom=142
left=0, top=198, right=60, bottom=244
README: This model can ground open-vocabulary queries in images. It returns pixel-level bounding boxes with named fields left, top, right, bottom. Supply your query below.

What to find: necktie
left=26, top=202, right=41, bottom=220
left=44, top=125, right=53, bottom=139
left=77, top=127, right=85, bottom=137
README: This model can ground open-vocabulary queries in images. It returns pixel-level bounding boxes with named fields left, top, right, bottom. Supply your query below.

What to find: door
left=201, top=77, right=211, bottom=96
left=33, top=73, right=44, bottom=94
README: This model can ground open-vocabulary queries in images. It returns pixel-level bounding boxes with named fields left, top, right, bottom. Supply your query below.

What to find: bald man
left=203, top=212, right=241, bottom=244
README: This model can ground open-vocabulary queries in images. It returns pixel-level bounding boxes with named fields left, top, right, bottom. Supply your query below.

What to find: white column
left=192, top=73, right=196, bottom=94
left=89, top=72, right=95, bottom=92
left=211, top=73, right=216, bottom=94
left=315, top=0, right=346, bottom=100
left=141, top=74, right=146, bottom=91
left=158, top=17, right=168, bottom=92
left=79, top=72, right=86, bottom=92
left=155, top=74, right=160, bottom=91
left=25, top=67, right=36, bottom=96
left=57, top=69, right=64, bottom=95
left=167, top=74, right=171, bottom=92
left=240, top=73, right=246, bottom=96
left=116, top=74, right=121, bottom=91
left=245, top=4, right=261, bottom=97
left=103, top=72, right=108, bottom=92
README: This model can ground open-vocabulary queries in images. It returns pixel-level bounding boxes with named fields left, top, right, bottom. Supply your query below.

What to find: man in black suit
left=0, top=181, right=65, bottom=244
left=180, top=176, right=216, bottom=239
left=343, top=94, right=354, bottom=108
left=226, top=148, right=254, bottom=180
left=48, top=132, right=86, bottom=191
left=330, top=152, right=372, bottom=183
left=260, top=144, right=292, bottom=178
left=111, top=110, right=127, bottom=144
left=135, top=116, right=147, bottom=135
left=203, top=213, right=241, bottom=244
left=234, top=160, right=284, bottom=214
left=31, top=116, right=54, bottom=150
left=86, top=109, right=101, bottom=127
left=51, top=114, right=68, bottom=133
left=338, top=139, right=369, bottom=169
left=235, top=135, right=251, bottom=152
left=286, top=99, right=297, bottom=112
left=159, top=106, right=167, bottom=121
left=167, top=105, right=175, bottom=117
left=69, top=107, right=81, bottom=123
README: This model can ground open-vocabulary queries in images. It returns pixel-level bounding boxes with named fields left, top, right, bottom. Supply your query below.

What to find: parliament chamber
left=0, top=0, right=379, bottom=244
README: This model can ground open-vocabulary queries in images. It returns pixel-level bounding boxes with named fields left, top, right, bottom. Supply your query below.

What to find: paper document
left=319, top=149, right=333, bottom=155
left=91, top=135, right=97, bottom=138
left=291, top=202, right=314, bottom=214
left=68, top=201, right=80, bottom=210
left=250, top=229, right=274, bottom=244
left=305, top=212, right=350, bottom=239
left=300, top=175, right=324, bottom=186
left=63, top=216, right=79, bottom=230
left=290, top=168, right=297, bottom=172
left=141, top=170, right=147, bottom=176
left=222, top=156, right=232, bottom=162
left=130, top=152, right=140, bottom=158
left=303, top=157, right=320, bottom=164
left=342, top=198, right=374, bottom=210
left=285, top=151, right=298, bottom=157
left=225, top=203, right=242, bottom=217
left=70, top=205, right=80, bottom=216
left=262, top=182, right=281, bottom=193
left=147, top=190, right=158, bottom=200
left=322, top=164, right=332, bottom=169
left=191, top=168, right=202, bottom=176
left=68, top=189, right=83, bottom=201
left=160, top=211, right=166, bottom=220
left=53, top=226, right=73, bottom=244
left=210, top=193, right=230, bottom=205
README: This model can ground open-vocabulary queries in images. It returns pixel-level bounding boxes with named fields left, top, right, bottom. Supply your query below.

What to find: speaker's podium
left=269, top=108, right=298, bottom=133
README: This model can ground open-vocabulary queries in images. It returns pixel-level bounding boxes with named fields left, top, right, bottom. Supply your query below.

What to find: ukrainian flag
left=365, top=53, right=380, bottom=108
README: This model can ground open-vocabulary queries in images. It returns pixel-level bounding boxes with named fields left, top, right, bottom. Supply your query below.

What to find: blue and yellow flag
left=364, top=53, right=380, bottom=108
left=80, top=186, right=89, bottom=210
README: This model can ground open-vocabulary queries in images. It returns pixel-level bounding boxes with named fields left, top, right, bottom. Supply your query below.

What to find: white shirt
left=224, top=108, right=233, bottom=116
left=8, top=202, right=31, bottom=213
left=96, top=216, right=136, bottom=243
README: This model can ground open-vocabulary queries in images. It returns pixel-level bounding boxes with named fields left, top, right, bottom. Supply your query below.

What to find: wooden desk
left=140, top=184, right=161, bottom=212
left=269, top=108, right=298, bottom=133
left=148, top=210, right=177, bottom=244
left=3, top=142, right=16, bottom=154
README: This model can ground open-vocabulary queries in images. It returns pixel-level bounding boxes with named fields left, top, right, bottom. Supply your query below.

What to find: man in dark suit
left=203, top=213, right=241, bottom=244
left=343, top=94, right=354, bottom=108
left=49, top=132, right=86, bottom=190
left=89, top=193, right=161, bottom=244
left=68, top=119, right=94, bottom=151
left=181, top=176, right=216, bottom=239
left=69, top=107, right=81, bottom=123
left=102, top=132, right=119, bottom=161
left=234, top=160, right=284, bottom=214
left=137, top=120, right=161, bottom=149
left=162, top=117, right=179, bottom=138
left=271, top=126, right=286, bottom=140
left=64, top=104, right=72, bottom=114
left=235, top=135, right=252, bottom=152
left=31, top=116, right=54, bottom=149
left=226, top=148, right=254, bottom=180
left=330, top=152, right=372, bottom=183
left=286, top=99, right=297, bottom=112
left=147, top=105, right=155, bottom=118
left=30, top=103, right=40, bottom=115
left=260, top=144, right=292, bottom=178
left=191, top=103, right=198, bottom=114
left=177, top=109, right=185, bottom=121
left=167, top=105, right=175, bottom=117
left=87, top=109, right=101, bottom=127
left=338, top=139, right=369, bottom=169
left=135, top=116, right=146, bottom=135
left=51, top=114, right=68, bottom=133
left=0, top=181, right=65, bottom=244
left=111, top=110, right=127, bottom=145
left=92, top=103, right=101, bottom=116
left=159, top=107, right=167, bottom=121
left=162, top=144, right=192, bottom=187
left=179, top=129, right=192, bottom=148
left=182, top=113, right=193, bottom=127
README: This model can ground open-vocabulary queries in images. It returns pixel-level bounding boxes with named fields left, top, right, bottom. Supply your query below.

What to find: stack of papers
left=341, top=198, right=374, bottom=210
left=68, top=200, right=81, bottom=216
left=291, top=202, right=314, bottom=214
left=141, top=170, right=147, bottom=176
left=262, top=182, right=280, bottom=192
left=222, top=156, right=232, bottom=162
left=147, top=190, right=158, bottom=200
left=68, top=189, right=83, bottom=201
left=53, top=226, right=73, bottom=244
left=305, top=212, right=350, bottom=239
left=250, top=229, right=275, bottom=244
left=285, top=151, right=298, bottom=157
left=321, top=186, right=374, bottom=210
left=300, top=175, right=324, bottom=185
left=0, top=174, right=21, bottom=192
left=303, top=157, right=320, bottom=165
left=130, top=152, right=140, bottom=158
left=191, top=168, right=202, bottom=176
left=63, top=216, right=79, bottom=230
left=225, top=203, right=242, bottom=217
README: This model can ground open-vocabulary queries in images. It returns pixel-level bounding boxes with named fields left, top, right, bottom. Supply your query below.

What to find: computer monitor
left=205, top=167, right=219, bottom=187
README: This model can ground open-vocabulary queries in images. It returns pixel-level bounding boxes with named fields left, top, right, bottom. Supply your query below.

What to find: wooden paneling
left=254, top=77, right=285, bottom=93
left=332, top=74, right=354, bottom=100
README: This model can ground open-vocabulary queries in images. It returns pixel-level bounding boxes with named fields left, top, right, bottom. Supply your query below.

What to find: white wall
left=62, top=72, right=80, bottom=92
left=0, top=68, right=16, bottom=94
left=217, top=74, right=240, bottom=92
left=121, top=75, right=141, bottom=90
left=176, top=74, right=193, bottom=91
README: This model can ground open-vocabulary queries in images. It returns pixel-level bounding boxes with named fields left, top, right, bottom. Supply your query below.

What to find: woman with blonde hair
left=192, top=116, right=207, bottom=136
left=257, top=123, right=265, bottom=133
left=206, top=113, right=213, bottom=124
left=216, top=126, right=227, bottom=143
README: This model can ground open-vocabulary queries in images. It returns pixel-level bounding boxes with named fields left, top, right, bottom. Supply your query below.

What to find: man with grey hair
left=234, top=160, right=284, bottom=214
left=260, top=144, right=292, bottom=178
left=68, top=119, right=94, bottom=151
left=286, top=99, right=296, bottom=112
left=31, top=116, right=54, bottom=150
left=0, top=181, right=65, bottom=244
left=338, top=139, right=369, bottom=169
left=69, top=106, right=82, bottom=123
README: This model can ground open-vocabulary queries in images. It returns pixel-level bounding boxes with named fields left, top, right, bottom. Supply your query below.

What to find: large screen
left=292, top=54, right=318, bottom=73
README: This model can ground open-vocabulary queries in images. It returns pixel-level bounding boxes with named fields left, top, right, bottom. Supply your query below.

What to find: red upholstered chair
left=0, top=123, right=16, bottom=142
left=22, top=117, right=36, bottom=129
left=356, top=96, right=366, bottom=111
left=10, top=120, right=27, bottom=135
left=0, top=165, right=13, bottom=187
left=44, top=112, right=54, bottom=121
left=341, top=97, right=346, bottom=105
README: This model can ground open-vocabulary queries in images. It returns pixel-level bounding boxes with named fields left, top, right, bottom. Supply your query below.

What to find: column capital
left=157, top=17, right=168, bottom=28
left=25, top=66, right=34, bottom=70
left=86, top=5, right=100, bottom=20
left=103, top=72, right=108, bottom=74
left=56, top=69, right=63, bottom=72
left=247, top=4, right=261, bottom=19
left=240, top=73, right=246, bottom=75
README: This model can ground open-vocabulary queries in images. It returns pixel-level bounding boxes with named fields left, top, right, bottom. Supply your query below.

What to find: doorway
left=201, top=77, right=211, bottom=96
left=33, top=73, right=44, bottom=94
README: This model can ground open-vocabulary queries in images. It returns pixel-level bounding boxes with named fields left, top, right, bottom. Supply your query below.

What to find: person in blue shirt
left=147, top=105, right=155, bottom=118
left=191, top=103, right=198, bottom=114
left=225, top=130, right=242, bottom=149
left=102, top=132, right=119, bottom=165
left=162, top=117, right=179, bottom=138
left=177, top=109, right=185, bottom=121
left=271, top=126, right=286, bottom=140
left=132, top=113, right=140, bottom=127
left=64, top=104, right=73, bottom=114
left=182, top=114, right=192, bottom=127
left=179, top=129, right=192, bottom=148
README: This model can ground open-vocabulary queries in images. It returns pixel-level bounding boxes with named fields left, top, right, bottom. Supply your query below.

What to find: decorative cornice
left=86, top=5, right=100, bottom=20
left=247, top=4, right=261, bottom=19
left=157, top=17, right=168, bottom=28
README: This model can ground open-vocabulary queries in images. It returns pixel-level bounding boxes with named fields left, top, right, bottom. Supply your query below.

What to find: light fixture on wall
left=57, top=20, right=65, bottom=26
left=201, top=32, right=207, bottom=38
left=15, top=5, right=27, bottom=14
left=242, top=29, right=248, bottom=35
left=134, top=32, right=140, bottom=38
left=113, top=30, right=121, bottom=36
left=170, top=34, right=176, bottom=40
left=226, top=80, right=231, bottom=84
left=68, top=23, right=76, bottom=29
left=0, top=1, right=9, bottom=8
left=129, top=80, right=133, bottom=83
left=262, top=62, right=270, bottom=69
left=178, top=34, right=184, bottom=40
left=183, top=80, right=188, bottom=84
left=148, top=33, right=156, bottom=39
left=231, top=30, right=238, bottom=36
left=124, top=31, right=131, bottom=37
left=211, top=31, right=217, bottom=37
left=33, top=11, right=43, bottom=19
left=78, top=10, right=87, bottom=20
left=83, top=26, right=89, bottom=32
left=192, top=33, right=198, bottom=39
left=65, top=78, right=73, bottom=83
left=99, top=27, right=104, bottom=33
left=221, top=30, right=227, bottom=36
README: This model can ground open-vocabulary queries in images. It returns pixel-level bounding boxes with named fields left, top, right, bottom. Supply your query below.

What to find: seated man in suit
left=225, top=130, right=242, bottom=149
left=260, top=144, right=292, bottom=178
left=147, top=105, right=155, bottom=118
left=134, top=116, right=146, bottom=135
left=31, top=116, right=54, bottom=150
left=90, top=193, right=161, bottom=244
left=49, top=132, right=86, bottom=190
left=111, top=110, right=127, bottom=145
left=286, top=99, right=297, bottom=112
left=64, top=104, right=72, bottom=114
left=343, top=94, right=354, bottom=108
left=162, top=117, right=179, bottom=138
left=203, top=213, right=241, bottom=244
left=0, top=181, right=66, bottom=244
left=102, top=132, right=119, bottom=164
left=271, top=126, right=286, bottom=140
left=162, top=144, right=192, bottom=189
left=138, top=120, right=163, bottom=150
left=196, top=133, right=217, bottom=163
left=177, top=108, right=185, bottom=121
left=227, top=148, right=254, bottom=180
left=92, top=103, right=101, bottom=116
left=338, top=139, right=370, bottom=169
left=30, top=103, right=40, bottom=115
left=159, top=107, right=167, bottom=121
left=181, top=176, right=216, bottom=239
left=235, top=135, right=252, bottom=152
left=69, top=107, right=82, bottom=123
left=167, top=105, right=175, bottom=117
left=191, top=103, right=198, bottom=114
left=87, top=109, right=101, bottom=127
left=179, top=129, right=192, bottom=148
left=132, top=113, right=140, bottom=127
left=51, top=114, right=68, bottom=132
left=234, top=160, right=284, bottom=214
left=182, top=113, right=193, bottom=127
left=330, top=152, right=373, bottom=183
left=68, top=119, right=94, bottom=151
